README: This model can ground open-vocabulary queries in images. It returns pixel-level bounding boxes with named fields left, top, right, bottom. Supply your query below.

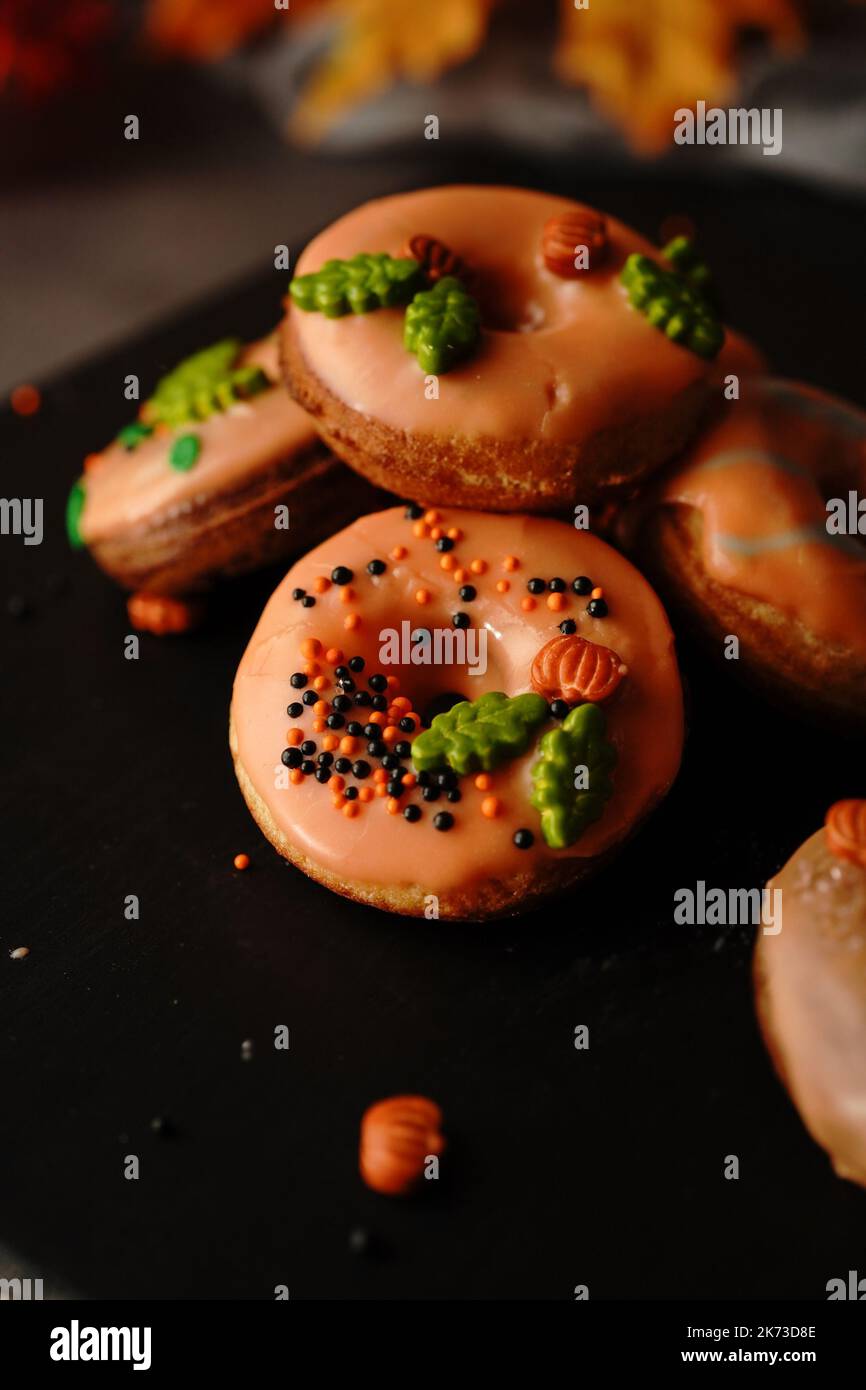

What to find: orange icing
left=286, top=185, right=760, bottom=445
left=231, top=506, right=684, bottom=897
left=658, top=378, right=866, bottom=657
left=759, top=828, right=866, bottom=1186
left=80, top=335, right=320, bottom=545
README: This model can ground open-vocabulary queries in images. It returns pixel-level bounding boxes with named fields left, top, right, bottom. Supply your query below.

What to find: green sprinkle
left=620, top=246, right=724, bottom=360
left=66, top=479, right=86, bottom=549
left=289, top=253, right=423, bottom=318
left=529, top=703, right=616, bottom=849
left=403, top=276, right=481, bottom=374
left=411, top=691, right=548, bottom=777
left=116, top=421, right=155, bottom=451
left=141, top=339, right=271, bottom=430
left=168, top=433, right=201, bottom=471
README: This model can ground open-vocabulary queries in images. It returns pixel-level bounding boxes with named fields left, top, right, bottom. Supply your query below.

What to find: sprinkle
left=413, top=521, right=429, bottom=539
left=386, top=675, right=400, bottom=690
left=591, top=586, right=604, bottom=600
left=168, top=433, right=201, bottom=471
left=433, top=811, right=454, bottom=831
left=376, top=782, right=389, bottom=797
left=233, top=853, right=250, bottom=870
left=386, top=797, right=401, bottom=814
left=10, top=384, right=41, bottom=416
left=286, top=728, right=303, bottom=745
left=301, top=638, right=322, bottom=659
left=424, top=509, right=441, bottom=524
left=329, top=775, right=345, bottom=791
left=343, top=800, right=361, bottom=818
left=332, top=794, right=346, bottom=809
left=290, top=769, right=304, bottom=785
left=415, top=588, right=431, bottom=605
left=503, top=555, right=519, bottom=571
left=573, top=576, right=592, bottom=595
left=344, top=613, right=361, bottom=630
left=439, top=554, right=455, bottom=571
left=481, top=797, right=502, bottom=819
left=340, top=736, right=359, bottom=755
left=373, top=768, right=388, bottom=782
left=547, top=592, right=566, bottom=611
left=313, top=675, right=329, bottom=691
left=9, top=946, right=30, bottom=959
left=312, top=719, right=326, bottom=733
left=391, top=545, right=408, bottom=560
left=447, top=527, right=462, bottom=541
left=339, top=588, right=356, bottom=604
left=369, top=711, right=386, bottom=727
left=313, top=576, right=331, bottom=593
left=402, top=773, right=417, bottom=789
left=331, top=566, right=353, bottom=585
left=392, top=696, right=412, bottom=711
left=359, top=787, right=374, bottom=803
left=404, top=805, right=422, bottom=822
left=475, top=774, right=493, bottom=791
left=325, top=647, right=344, bottom=664
left=302, top=662, right=319, bottom=677
left=313, top=700, right=329, bottom=716
left=83, top=452, right=103, bottom=472
left=383, top=725, right=399, bottom=743
left=453, top=568, right=468, bottom=584
left=430, top=526, right=443, bottom=541
left=469, top=558, right=488, bottom=575
left=513, top=828, right=534, bottom=850
left=496, top=579, right=510, bottom=593
left=323, top=735, right=339, bottom=751
left=521, top=597, right=537, bottom=612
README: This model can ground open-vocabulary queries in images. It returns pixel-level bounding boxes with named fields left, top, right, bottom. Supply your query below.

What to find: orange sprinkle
left=521, top=596, right=537, bottom=612
left=383, top=725, right=399, bottom=743
left=359, top=787, right=374, bottom=803
left=475, top=773, right=493, bottom=791
left=344, top=613, right=361, bottom=631
left=340, top=587, right=355, bottom=604
left=322, top=734, right=339, bottom=752
left=233, top=853, right=250, bottom=871
left=430, top=526, right=443, bottom=541
left=313, top=576, right=331, bottom=594
left=373, top=768, right=388, bottom=783
left=126, top=591, right=200, bottom=635
left=313, top=700, right=329, bottom=716
left=83, top=452, right=103, bottom=473
left=391, top=545, right=408, bottom=561
left=10, top=383, right=41, bottom=416
left=453, top=568, right=468, bottom=584
left=547, top=592, right=566, bottom=612
left=386, top=675, right=400, bottom=690
left=369, top=711, right=386, bottom=727
left=325, top=647, right=343, bottom=664
left=375, top=782, right=389, bottom=797
left=286, top=728, right=303, bottom=746
left=340, top=736, right=359, bottom=755
left=447, top=527, right=462, bottom=541
left=329, top=775, right=345, bottom=792
left=290, top=769, right=304, bottom=785
left=415, top=588, right=431, bottom=605
left=386, top=797, right=401, bottom=814
left=496, top=579, right=510, bottom=593
left=424, top=509, right=441, bottom=524
left=439, top=554, right=455, bottom=572
left=392, top=696, right=412, bottom=711
left=300, top=637, right=322, bottom=659
left=503, top=555, right=520, bottom=572
left=402, top=773, right=417, bottom=789
left=332, top=794, right=346, bottom=809
left=302, top=662, right=320, bottom=677
left=591, top=587, right=604, bottom=600
left=470, top=558, right=488, bottom=575
left=413, top=521, right=429, bottom=539
left=481, top=796, right=502, bottom=819
left=312, top=719, right=326, bottom=733
left=343, top=801, right=360, bottom=819
left=313, top=675, right=329, bottom=691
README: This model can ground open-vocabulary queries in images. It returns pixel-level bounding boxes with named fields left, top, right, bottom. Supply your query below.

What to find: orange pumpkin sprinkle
left=413, top=521, right=429, bottom=539
left=391, top=544, right=408, bottom=561
left=325, top=647, right=343, bottom=664
left=503, top=555, right=519, bottom=571
left=340, top=587, right=355, bottom=604
left=521, top=596, right=537, bottom=612
left=447, top=527, right=462, bottom=541
left=470, top=558, right=488, bottom=575
left=286, top=728, right=303, bottom=746
left=322, top=734, right=339, bottom=752
left=300, top=637, right=322, bottom=659
left=496, top=579, right=510, bottom=593
left=233, top=853, right=250, bottom=871
left=825, top=800, right=866, bottom=867
left=547, top=592, right=566, bottom=612
left=424, top=509, right=441, bottom=524
left=481, top=796, right=502, bottom=819
left=290, top=769, right=304, bottom=785
left=359, top=1095, right=445, bottom=1197
left=430, top=526, right=443, bottom=541
left=312, top=719, right=326, bottom=733
left=359, top=787, right=374, bottom=803
left=475, top=773, right=493, bottom=791
left=591, top=587, right=604, bottom=600
left=415, top=588, right=431, bottom=605
left=439, top=554, right=455, bottom=571
left=329, top=775, right=345, bottom=792
left=386, top=797, right=401, bottom=815
left=344, top=613, right=361, bottom=631
left=340, top=736, right=359, bottom=755
left=531, top=633, right=627, bottom=704
left=313, top=576, right=331, bottom=594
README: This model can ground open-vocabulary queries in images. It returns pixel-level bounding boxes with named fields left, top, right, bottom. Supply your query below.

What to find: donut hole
left=472, top=264, right=559, bottom=334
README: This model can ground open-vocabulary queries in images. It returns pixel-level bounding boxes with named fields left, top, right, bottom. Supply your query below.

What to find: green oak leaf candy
left=411, top=691, right=548, bottom=776
left=661, top=235, right=715, bottom=297
left=529, top=702, right=617, bottom=850
left=139, top=339, right=270, bottom=431
left=620, top=250, right=724, bottom=360
left=289, top=253, right=423, bottom=317
left=66, top=478, right=86, bottom=549
left=403, top=275, right=481, bottom=373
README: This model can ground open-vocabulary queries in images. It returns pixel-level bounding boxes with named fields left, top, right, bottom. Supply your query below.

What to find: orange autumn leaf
left=555, top=0, right=804, bottom=153
left=290, top=0, right=496, bottom=143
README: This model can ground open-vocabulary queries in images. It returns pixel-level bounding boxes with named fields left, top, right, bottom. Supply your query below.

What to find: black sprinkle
left=368, top=673, right=388, bottom=693
left=349, top=656, right=366, bottom=672
left=587, top=598, right=608, bottom=618
left=367, top=559, right=386, bottom=576
left=559, top=619, right=577, bottom=635
left=399, top=717, right=415, bottom=733
left=370, top=695, right=388, bottom=712
left=405, top=503, right=423, bottom=520
left=452, top=612, right=470, bottom=629
left=422, top=785, right=441, bottom=802
left=301, top=595, right=316, bottom=608
left=573, top=576, right=592, bottom=595
left=343, top=786, right=359, bottom=801
left=394, top=741, right=412, bottom=758
left=367, top=740, right=386, bottom=759
left=315, top=767, right=331, bottom=784
left=281, top=747, right=302, bottom=768
left=287, top=702, right=303, bottom=718
left=548, top=577, right=566, bottom=592
left=302, top=690, right=317, bottom=706
left=301, top=760, right=315, bottom=775
left=458, top=585, right=477, bottom=602
left=435, top=536, right=455, bottom=553
left=331, top=566, right=353, bottom=586
left=326, top=713, right=345, bottom=730
left=446, top=788, right=462, bottom=803
left=291, top=587, right=305, bottom=601
left=353, top=690, right=372, bottom=708
left=351, top=760, right=371, bottom=780
left=317, top=751, right=334, bottom=766
left=527, top=578, right=545, bottom=594
left=403, top=804, right=422, bottom=822
left=433, top=811, right=454, bottom=831
left=550, top=699, right=569, bottom=720
left=290, top=672, right=308, bottom=689
left=300, top=739, right=317, bottom=756
left=346, top=721, right=364, bottom=737
left=514, top=829, right=534, bottom=850
left=332, top=695, right=352, bottom=713
left=334, top=757, right=352, bottom=774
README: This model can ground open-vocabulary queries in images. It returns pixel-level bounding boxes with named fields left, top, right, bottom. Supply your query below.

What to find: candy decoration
left=116, top=421, right=155, bottom=451
left=530, top=633, right=627, bottom=705
left=530, top=703, right=616, bottom=849
left=127, top=591, right=202, bottom=635
left=290, top=252, right=423, bottom=317
left=65, top=479, right=86, bottom=549
left=140, top=339, right=270, bottom=431
left=403, top=233, right=468, bottom=284
left=620, top=251, right=724, bottom=359
left=542, top=208, right=608, bottom=277
left=168, top=433, right=202, bottom=472
left=662, top=235, right=716, bottom=298
left=403, top=276, right=481, bottom=373
left=825, top=800, right=866, bottom=868
left=359, top=1094, right=445, bottom=1197
left=411, top=690, right=548, bottom=776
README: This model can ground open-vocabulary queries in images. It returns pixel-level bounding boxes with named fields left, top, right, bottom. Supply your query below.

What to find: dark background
left=2, top=154, right=866, bottom=1299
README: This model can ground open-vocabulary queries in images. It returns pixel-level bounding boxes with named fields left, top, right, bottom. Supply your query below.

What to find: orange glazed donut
left=623, top=377, right=866, bottom=726
left=282, top=185, right=763, bottom=510
left=754, top=803, right=866, bottom=1189
left=230, top=505, right=684, bottom=921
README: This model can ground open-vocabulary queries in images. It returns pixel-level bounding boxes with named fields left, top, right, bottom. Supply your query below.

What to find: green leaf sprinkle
left=620, top=247, right=724, bottom=360
left=168, top=433, right=201, bottom=472
left=116, top=421, right=155, bottom=451
left=66, top=479, right=86, bottom=549
left=403, top=275, right=481, bottom=373
left=289, top=253, right=423, bottom=317
left=139, top=339, right=271, bottom=431
left=411, top=691, right=548, bottom=776
left=529, top=703, right=617, bottom=850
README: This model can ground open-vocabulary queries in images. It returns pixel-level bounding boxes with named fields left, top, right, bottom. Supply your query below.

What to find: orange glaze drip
left=79, top=333, right=321, bottom=545
left=231, top=506, right=684, bottom=897
left=658, top=378, right=866, bottom=658
left=285, top=185, right=760, bottom=447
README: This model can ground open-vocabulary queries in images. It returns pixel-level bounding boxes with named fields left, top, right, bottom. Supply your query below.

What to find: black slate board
left=2, top=162, right=866, bottom=1300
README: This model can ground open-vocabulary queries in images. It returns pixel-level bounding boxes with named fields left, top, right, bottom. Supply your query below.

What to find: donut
left=621, top=377, right=866, bottom=726
left=754, top=802, right=866, bottom=1189
left=229, top=505, right=684, bottom=920
left=67, top=329, right=382, bottom=609
left=281, top=185, right=763, bottom=511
